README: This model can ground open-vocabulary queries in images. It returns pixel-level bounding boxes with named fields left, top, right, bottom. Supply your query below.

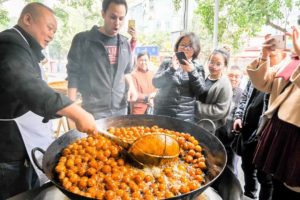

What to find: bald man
left=0, top=3, right=97, bottom=198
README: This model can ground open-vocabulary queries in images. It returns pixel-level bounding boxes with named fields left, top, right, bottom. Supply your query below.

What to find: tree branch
left=266, top=18, right=287, bottom=33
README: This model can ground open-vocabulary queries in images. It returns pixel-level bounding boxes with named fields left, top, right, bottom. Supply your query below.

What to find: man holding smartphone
left=66, top=0, right=138, bottom=120
left=128, top=19, right=137, bottom=52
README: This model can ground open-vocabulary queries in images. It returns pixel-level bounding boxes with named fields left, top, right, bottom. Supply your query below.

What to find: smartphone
left=128, top=19, right=135, bottom=31
left=175, top=52, right=187, bottom=65
left=271, top=35, right=286, bottom=50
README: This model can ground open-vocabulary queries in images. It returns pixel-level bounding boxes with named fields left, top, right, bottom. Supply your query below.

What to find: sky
left=3, top=0, right=56, bottom=18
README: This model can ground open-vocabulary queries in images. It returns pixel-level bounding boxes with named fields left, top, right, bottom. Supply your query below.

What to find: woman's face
left=137, top=55, right=150, bottom=71
left=177, top=37, right=194, bottom=59
left=208, top=53, right=226, bottom=78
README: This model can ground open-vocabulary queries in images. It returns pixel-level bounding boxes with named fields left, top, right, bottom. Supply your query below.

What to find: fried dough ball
left=56, top=126, right=207, bottom=199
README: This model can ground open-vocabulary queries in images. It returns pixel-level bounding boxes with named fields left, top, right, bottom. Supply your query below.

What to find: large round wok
left=32, top=115, right=227, bottom=200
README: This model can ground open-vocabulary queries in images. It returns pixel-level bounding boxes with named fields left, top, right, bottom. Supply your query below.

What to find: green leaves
left=194, top=0, right=297, bottom=50
left=0, top=9, right=9, bottom=28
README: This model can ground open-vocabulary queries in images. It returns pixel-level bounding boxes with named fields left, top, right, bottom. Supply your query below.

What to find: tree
left=0, top=8, right=9, bottom=29
left=139, top=31, right=172, bottom=51
left=0, top=0, right=10, bottom=30
left=49, top=1, right=103, bottom=60
left=174, top=0, right=299, bottom=50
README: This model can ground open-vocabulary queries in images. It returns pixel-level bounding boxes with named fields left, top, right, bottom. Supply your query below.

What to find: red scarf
left=275, top=55, right=300, bottom=81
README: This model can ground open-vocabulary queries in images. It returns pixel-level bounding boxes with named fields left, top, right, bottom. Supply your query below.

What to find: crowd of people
left=0, top=0, right=299, bottom=200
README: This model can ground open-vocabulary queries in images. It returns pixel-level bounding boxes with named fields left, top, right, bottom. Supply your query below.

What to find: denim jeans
left=0, top=160, right=39, bottom=200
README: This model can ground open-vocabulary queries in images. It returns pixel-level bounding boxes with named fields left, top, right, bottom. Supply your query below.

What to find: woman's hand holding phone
left=175, top=52, right=194, bottom=72
left=171, top=55, right=180, bottom=70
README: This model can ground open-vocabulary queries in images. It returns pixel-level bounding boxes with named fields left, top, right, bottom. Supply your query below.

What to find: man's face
left=227, top=69, right=242, bottom=88
left=26, top=8, right=57, bottom=48
left=102, top=3, right=126, bottom=37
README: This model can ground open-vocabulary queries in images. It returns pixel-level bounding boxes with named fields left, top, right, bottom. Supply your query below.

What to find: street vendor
left=0, top=2, right=97, bottom=199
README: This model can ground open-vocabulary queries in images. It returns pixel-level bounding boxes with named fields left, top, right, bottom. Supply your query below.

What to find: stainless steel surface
left=7, top=182, right=69, bottom=200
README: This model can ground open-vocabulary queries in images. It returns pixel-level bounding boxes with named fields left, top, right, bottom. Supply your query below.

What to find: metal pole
left=213, top=0, right=219, bottom=49
left=183, top=0, right=189, bottom=31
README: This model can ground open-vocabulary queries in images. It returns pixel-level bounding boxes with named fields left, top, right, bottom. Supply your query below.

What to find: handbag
left=231, top=131, right=243, bottom=156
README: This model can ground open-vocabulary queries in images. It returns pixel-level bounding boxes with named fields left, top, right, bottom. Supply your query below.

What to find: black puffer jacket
left=0, top=26, right=72, bottom=162
left=153, top=59, right=205, bottom=122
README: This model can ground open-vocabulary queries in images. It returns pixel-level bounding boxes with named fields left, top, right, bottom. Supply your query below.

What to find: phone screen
left=175, top=52, right=187, bottom=65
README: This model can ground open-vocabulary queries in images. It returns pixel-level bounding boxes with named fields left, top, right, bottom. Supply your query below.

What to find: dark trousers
left=272, top=179, right=300, bottom=200
left=241, top=142, right=259, bottom=198
left=241, top=140, right=273, bottom=200
left=257, top=170, right=273, bottom=200
left=0, top=160, right=39, bottom=200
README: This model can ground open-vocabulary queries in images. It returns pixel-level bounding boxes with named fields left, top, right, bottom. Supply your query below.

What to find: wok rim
left=40, top=114, right=227, bottom=200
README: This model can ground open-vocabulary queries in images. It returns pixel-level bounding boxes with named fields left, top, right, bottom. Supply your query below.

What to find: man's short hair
left=18, top=2, right=54, bottom=22
left=229, top=65, right=241, bottom=71
left=102, top=0, right=128, bottom=14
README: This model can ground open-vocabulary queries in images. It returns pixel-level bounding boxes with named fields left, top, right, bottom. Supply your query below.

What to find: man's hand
left=233, top=119, right=243, bottom=133
left=74, top=111, right=97, bottom=135
left=128, top=27, right=137, bottom=41
left=56, top=103, right=97, bottom=135
left=147, top=92, right=157, bottom=107
left=125, top=74, right=138, bottom=102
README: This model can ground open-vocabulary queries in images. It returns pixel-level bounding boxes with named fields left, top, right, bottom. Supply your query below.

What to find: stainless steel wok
left=32, top=115, right=227, bottom=200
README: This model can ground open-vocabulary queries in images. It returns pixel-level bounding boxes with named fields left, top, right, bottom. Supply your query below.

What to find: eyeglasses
left=208, top=61, right=223, bottom=67
left=179, top=44, right=193, bottom=50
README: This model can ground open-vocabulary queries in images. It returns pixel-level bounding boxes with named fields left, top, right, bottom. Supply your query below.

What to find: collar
left=14, top=25, right=45, bottom=62
left=87, top=25, right=128, bottom=44
left=291, top=54, right=299, bottom=60
left=137, top=68, right=148, bottom=73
